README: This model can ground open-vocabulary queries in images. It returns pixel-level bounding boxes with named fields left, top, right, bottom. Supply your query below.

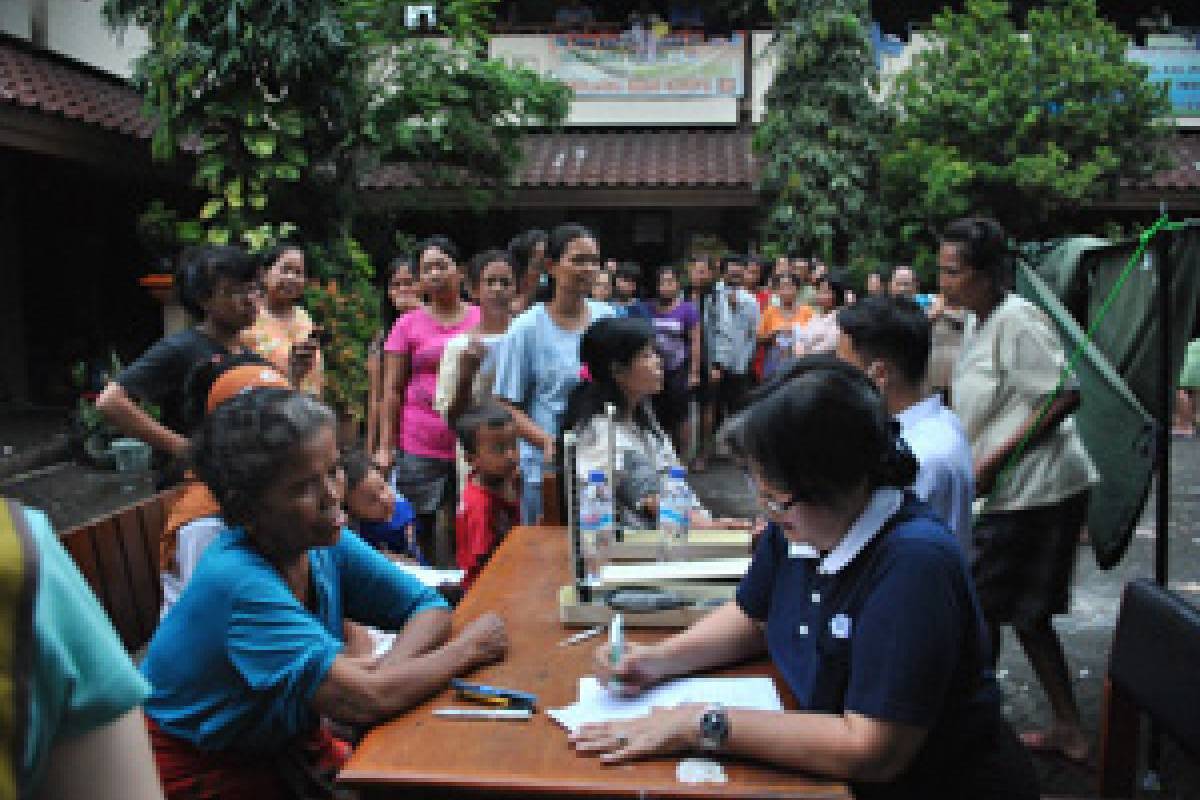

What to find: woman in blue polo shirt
left=571, top=357, right=1037, bottom=799
left=140, top=388, right=508, bottom=800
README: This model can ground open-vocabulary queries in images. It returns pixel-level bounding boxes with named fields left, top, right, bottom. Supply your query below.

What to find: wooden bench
left=59, top=487, right=180, bottom=654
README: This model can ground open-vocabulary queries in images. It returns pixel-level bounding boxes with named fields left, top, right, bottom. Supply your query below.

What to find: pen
left=558, top=625, right=605, bottom=647
left=433, top=708, right=532, bottom=720
left=608, top=612, right=624, bottom=693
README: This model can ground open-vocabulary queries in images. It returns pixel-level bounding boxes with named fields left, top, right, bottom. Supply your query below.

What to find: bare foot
left=1020, top=728, right=1090, bottom=765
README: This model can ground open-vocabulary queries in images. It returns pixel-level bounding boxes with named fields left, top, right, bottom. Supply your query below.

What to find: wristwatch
left=698, top=704, right=730, bottom=752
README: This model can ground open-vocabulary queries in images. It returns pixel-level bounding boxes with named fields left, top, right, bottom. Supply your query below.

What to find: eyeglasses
left=758, top=493, right=799, bottom=518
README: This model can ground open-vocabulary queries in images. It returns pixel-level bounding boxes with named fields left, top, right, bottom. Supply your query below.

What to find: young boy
left=96, top=245, right=260, bottom=481
left=340, top=448, right=424, bottom=564
left=454, top=403, right=521, bottom=590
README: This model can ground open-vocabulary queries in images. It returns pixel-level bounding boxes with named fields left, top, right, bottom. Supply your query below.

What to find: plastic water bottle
left=579, top=469, right=615, bottom=585
left=658, top=466, right=691, bottom=561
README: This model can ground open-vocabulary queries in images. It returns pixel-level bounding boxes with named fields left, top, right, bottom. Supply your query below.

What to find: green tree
left=754, top=0, right=891, bottom=265
left=103, top=0, right=569, bottom=422
left=883, top=0, right=1171, bottom=266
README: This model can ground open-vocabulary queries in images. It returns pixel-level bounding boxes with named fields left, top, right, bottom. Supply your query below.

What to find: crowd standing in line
left=10, top=214, right=1097, bottom=799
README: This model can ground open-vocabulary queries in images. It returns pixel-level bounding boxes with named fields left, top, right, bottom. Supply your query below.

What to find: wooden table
left=339, top=526, right=850, bottom=799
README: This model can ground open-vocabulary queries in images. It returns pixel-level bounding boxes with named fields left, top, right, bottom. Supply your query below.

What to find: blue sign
left=1128, top=46, right=1200, bottom=116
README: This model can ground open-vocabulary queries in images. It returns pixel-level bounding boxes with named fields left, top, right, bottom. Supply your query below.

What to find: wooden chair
left=58, top=488, right=181, bottom=654
left=1097, top=579, right=1200, bottom=797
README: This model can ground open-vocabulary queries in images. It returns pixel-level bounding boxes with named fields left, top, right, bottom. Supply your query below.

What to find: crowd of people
left=6, top=216, right=1103, bottom=799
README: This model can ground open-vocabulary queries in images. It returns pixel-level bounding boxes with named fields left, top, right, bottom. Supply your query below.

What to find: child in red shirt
left=454, top=403, right=521, bottom=589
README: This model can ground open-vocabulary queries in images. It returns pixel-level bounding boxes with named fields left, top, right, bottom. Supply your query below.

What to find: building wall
left=0, top=0, right=148, bottom=77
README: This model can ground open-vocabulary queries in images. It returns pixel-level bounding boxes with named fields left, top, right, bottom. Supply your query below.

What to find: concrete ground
left=4, top=406, right=1200, bottom=796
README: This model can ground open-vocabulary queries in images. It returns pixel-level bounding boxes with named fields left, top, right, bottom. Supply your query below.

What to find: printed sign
left=549, top=32, right=744, bottom=98
left=1128, top=45, right=1200, bottom=116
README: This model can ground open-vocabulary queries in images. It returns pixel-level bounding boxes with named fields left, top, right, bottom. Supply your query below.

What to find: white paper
left=367, top=627, right=396, bottom=660
left=547, top=675, right=783, bottom=733
left=599, top=557, right=751, bottom=585
left=392, top=562, right=465, bottom=587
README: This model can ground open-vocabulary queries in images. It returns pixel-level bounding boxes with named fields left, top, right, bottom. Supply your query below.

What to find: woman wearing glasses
left=572, top=357, right=1037, bottom=800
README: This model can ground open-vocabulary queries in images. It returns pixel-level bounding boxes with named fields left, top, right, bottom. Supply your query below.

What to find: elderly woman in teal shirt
left=140, top=388, right=508, bottom=799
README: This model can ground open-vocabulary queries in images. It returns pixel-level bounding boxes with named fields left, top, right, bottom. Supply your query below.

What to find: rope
left=983, top=214, right=1187, bottom=510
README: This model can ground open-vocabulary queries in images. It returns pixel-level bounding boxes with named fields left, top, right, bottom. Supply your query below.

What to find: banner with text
left=549, top=32, right=744, bottom=99
left=1128, top=46, right=1200, bottom=116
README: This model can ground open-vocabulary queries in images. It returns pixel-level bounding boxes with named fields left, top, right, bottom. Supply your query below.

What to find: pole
left=1155, top=201, right=1170, bottom=588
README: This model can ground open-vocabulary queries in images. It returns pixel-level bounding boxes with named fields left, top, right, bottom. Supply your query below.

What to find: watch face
left=700, top=707, right=729, bottom=750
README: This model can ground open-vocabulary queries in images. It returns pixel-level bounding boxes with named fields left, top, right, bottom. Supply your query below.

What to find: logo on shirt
left=829, top=614, right=852, bottom=640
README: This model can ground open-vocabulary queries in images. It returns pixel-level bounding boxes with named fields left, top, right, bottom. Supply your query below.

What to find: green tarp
left=1019, top=223, right=1200, bottom=569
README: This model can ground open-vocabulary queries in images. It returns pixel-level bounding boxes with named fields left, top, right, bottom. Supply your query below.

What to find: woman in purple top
left=376, top=236, right=480, bottom=562
left=644, top=264, right=700, bottom=456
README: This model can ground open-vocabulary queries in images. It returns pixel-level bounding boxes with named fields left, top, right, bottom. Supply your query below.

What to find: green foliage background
left=881, top=0, right=1171, bottom=274
left=754, top=0, right=891, bottom=268
left=103, top=0, right=569, bottom=422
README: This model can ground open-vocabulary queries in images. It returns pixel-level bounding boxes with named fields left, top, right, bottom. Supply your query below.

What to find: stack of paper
left=393, top=562, right=465, bottom=588
left=547, top=676, right=783, bottom=734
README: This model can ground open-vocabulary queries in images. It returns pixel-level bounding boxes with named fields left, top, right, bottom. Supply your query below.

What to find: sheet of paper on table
left=548, top=675, right=783, bottom=733
left=599, top=557, right=752, bottom=585
left=392, top=561, right=465, bottom=588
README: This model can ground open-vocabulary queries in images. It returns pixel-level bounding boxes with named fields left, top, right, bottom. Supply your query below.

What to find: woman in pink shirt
left=376, top=236, right=479, bottom=563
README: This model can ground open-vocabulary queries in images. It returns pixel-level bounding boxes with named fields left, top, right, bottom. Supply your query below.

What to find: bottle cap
left=588, top=469, right=606, bottom=483
left=668, top=466, right=687, bottom=479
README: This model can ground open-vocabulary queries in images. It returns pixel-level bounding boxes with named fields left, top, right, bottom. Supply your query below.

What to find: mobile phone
left=309, top=326, right=333, bottom=347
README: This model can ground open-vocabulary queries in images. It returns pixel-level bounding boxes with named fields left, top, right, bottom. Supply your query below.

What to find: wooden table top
left=339, top=526, right=850, bottom=799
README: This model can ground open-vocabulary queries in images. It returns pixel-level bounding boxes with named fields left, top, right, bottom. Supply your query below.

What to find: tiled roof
left=2, top=36, right=1196, bottom=196
left=0, top=37, right=154, bottom=139
left=360, top=130, right=759, bottom=190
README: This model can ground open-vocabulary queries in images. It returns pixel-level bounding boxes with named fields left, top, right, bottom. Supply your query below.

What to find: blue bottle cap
left=588, top=469, right=606, bottom=483
left=668, top=466, right=687, bottom=479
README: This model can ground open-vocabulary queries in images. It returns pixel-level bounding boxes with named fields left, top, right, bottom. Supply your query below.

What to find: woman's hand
left=289, top=338, right=319, bottom=380
left=687, top=370, right=700, bottom=389
left=373, top=446, right=394, bottom=472
left=592, top=641, right=671, bottom=697
left=456, top=612, right=509, bottom=668
left=570, top=704, right=702, bottom=763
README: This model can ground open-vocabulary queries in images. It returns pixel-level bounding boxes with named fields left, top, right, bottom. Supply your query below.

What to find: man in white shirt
left=836, top=296, right=974, bottom=546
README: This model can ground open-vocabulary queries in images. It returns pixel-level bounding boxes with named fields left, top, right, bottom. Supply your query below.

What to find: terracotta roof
left=361, top=130, right=759, bottom=190
left=0, top=37, right=155, bottom=139
left=1140, top=135, right=1200, bottom=192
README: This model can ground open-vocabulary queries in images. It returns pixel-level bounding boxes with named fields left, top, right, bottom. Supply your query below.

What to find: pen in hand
left=608, top=613, right=624, bottom=694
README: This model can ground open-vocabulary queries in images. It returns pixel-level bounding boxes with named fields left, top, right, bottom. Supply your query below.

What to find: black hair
left=339, top=447, right=376, bottom=491
left=190, top=387, right=335, bottom=529
left=615, top=262, right=642, bottom=282
left=381, top=255, right=417, bottom=332
left=837, top=296, right=931, bottom=386
left=547, top=223, right=596, bottom=262
left=454, top=402, right=514, bottom=455
left=723, top=355, right=917, bottom=507
left=181, top=351, right=275, bottom=433
left=941, top=217, right=1009, bottom=283
left=719, top=253, right=746, bottom=271
left=818, top=270, right=849, bottom=307
left=413, top=235, right=460, bottom=269
left=507, top=228, right=549, bottom=274
left=175, top=245, right=259, bottom=319
left=562, top=317, right=665, bottom=442
left=466, top=248, right=516, bottom=286
left=260, top=242, right=304, bottom=275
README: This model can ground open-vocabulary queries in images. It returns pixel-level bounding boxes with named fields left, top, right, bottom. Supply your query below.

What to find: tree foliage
left=754, top=0, right=891, bottom=265
left=883, top=0, right=1171, bottom=265
left=103, top=0, right=569, bottom=420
